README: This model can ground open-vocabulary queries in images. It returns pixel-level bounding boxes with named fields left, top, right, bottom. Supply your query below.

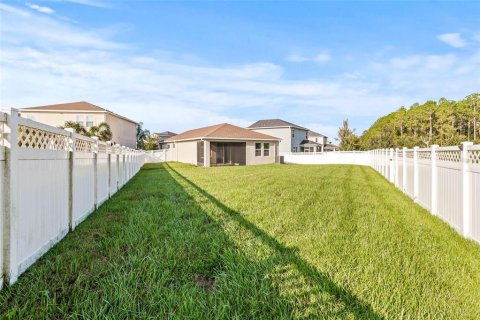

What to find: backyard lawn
left=1, top=162, right=480, bottom=319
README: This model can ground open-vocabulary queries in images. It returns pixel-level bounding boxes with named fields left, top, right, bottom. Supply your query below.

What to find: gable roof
left=300, top=139, right=322, bottom=146
left=308, top=130, right=326, bottom=138
left=166, top=123, right=281, bottom=142
left=155, top=131, right=177, bottom=136
left=20, top=101, right=138, bottom=124
left=248, top=119, right=308, bottom=130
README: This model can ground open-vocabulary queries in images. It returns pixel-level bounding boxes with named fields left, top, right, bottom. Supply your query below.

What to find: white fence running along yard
left=0, top=108, right=145, bottom=288
left=371, top=143, right=480, bottom=244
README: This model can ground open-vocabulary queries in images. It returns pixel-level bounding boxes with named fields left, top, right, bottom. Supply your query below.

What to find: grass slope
left=1, top=163, right=479, bottom=319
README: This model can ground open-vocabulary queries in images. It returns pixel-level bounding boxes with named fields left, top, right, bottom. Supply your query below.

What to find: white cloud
left=0, top=4, right=479, bottom=140
left=26, top=3, right=55, bottom=14
left=437, top=33, right=466, bottom=48
left=287, top=52, right=331, bottom=63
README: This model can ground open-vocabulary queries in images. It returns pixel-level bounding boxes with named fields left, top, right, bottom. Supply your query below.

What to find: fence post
left=413, top=146, right=419, bottom=202
left=2, top=108, right=19, bottom=284
left=92, top=137, right=99, bottom=209
left=106, top=141, right=112, bottom=198
left=394, top=148, right=399, bottom=187
left=461, top=141, right=473, bottom=238
left=402, top=147, right=407, bottom=193
left=389, top=148, right=394, bottom=183
left=65, top=128, right=75, bottom=231
left=116, top=144, right=121, bottom=190
left=431, top=144, right=439, bottom=216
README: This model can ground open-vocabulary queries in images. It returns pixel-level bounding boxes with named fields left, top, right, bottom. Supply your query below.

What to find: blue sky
left=1, top=1, right=479, bottom=140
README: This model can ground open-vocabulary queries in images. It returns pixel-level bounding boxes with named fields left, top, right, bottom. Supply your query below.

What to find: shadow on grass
left=165, top=163, right=384, bottom=319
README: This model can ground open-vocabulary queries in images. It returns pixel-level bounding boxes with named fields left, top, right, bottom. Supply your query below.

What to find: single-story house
left=165, top=123, right=281, bottom=167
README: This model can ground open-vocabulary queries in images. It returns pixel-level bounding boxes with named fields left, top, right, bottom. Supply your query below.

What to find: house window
left=86, top=115, right=94, bottom=127
left=293, top=147, right=297, bottom=152
left=76, top=115, right=85, bottom=126
left=255, top=143, right=262, bottom=156
left=263, top=143, right=270, bottom=156
left=305, top=133, right=308, bottom=139
left=315, top=138, right=318, bottom=142
left=292, top=130, right=294, bottom=138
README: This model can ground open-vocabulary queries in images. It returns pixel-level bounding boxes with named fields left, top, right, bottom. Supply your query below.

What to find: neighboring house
left=20, top=101, right=138, bottom=148
left=151, top=131, right=177, bottom=149
left=324, top=143, right=340, bottom=152
left=247, top=119, right=309, bottom=154
left=165, top=123, right=281, bottom=167
left=300, top=130, right=329, bottom=152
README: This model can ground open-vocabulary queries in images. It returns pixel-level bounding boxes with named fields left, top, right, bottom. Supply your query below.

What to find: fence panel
left=469, top=146, right=480, bottom=242
left=110, top=150, right=118, bottom=195
left=404, top=150, right=415, bottom=198
left=15, top=118, right=70, bottom=279
left=72, top=135, right=96, bottom=227
left=97, top=142, right=110, bottom=206
left=0, top=113, right=5, bottom=288
left=417, top=149, right=432, bottom=211
left=436, top=148, right=463, bottom=233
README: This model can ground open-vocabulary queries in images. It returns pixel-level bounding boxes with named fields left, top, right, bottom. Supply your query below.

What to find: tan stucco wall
left=20, top=111, right=137, bottom=148
left=105, top=113, right=137, bottom=148
left=245, top=141, right=278, bottom=165
left=170, top=140, right=198, bottom=165
left=20, top=111, right=106, bottom=129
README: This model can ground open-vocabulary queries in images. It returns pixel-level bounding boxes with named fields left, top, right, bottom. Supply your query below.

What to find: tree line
left=338, top=93, right=480, bottom=150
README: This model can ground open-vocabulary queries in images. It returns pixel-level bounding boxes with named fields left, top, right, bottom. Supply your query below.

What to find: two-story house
left=20, top=101, right=138, bottom=148
left=247, top=119, right=309, bottom=154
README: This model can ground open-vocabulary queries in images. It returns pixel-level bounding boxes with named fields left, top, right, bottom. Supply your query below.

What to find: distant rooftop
left=155, top=131, right=177, bottom=136
left=248, top=119, right=308, bottom=130
left=166, top=123, right=281, bottom=142
left=308, top=130, right=326, bottom=138
left=21, top=101, right=138, bottom=124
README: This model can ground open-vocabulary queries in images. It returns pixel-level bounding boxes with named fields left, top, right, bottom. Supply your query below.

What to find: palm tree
left=136, top=122, right=150, bottom=149
left=62, top=121, right=112, bottom=142
left=88, top=122, right=112, bottom=142
left=62, top=121, right=88, bottom=135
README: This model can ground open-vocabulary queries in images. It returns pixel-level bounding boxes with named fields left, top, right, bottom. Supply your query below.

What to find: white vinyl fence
left=0, top=108, right=145, bottom=288
left=282, top=145, right=480, bottom=244
left=282, top=151, right=371, bottom=165
left=145, top=149, right=171, bottom=163
left=371, top=143, right=480, bottom=244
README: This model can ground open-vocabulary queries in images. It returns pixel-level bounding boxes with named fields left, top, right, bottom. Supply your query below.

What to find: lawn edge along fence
left=0, top=108, right=145, bottom=288
left=283, top=145, right=480, bottom=245
left=371, top=144, right=480, bottom=244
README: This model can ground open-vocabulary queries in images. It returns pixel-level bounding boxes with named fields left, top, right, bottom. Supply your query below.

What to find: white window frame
left=263, top=143, right=270, bottom=156
left=255, top=143, right=262, bottom=157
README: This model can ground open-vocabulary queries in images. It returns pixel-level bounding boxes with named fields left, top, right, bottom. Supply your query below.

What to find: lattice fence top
left=418, top=151, right=432, bottom=160
left=468, top=149, right=480, bottom=165
left=436, top=150, right=461, bottom=162
left=405, top=150, right=414, bottom=158
left=75, top=138, right=94, bottom=153
left=18, top=125, right=69, bottom=150
left=98, top=142, right=107, bottom=153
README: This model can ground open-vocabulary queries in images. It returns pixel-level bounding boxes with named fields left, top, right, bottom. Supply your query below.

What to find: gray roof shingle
left=248, top=119, right=308, bottom=130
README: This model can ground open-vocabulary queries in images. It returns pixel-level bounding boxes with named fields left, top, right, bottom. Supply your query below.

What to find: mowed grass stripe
left=1, top=163, right=479, bottom=319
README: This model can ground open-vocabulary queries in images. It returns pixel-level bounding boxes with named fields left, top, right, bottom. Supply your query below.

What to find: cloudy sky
left=1, top=1, right=479, bottom=139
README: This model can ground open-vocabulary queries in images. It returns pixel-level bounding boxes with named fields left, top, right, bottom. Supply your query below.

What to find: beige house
left=20, top=101, right=138, bottom=148
left=165, top=123, right=281, bottom=167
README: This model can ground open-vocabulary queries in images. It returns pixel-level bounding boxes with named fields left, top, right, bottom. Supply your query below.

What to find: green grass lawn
left=1, top=163, right=480, bottom=319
